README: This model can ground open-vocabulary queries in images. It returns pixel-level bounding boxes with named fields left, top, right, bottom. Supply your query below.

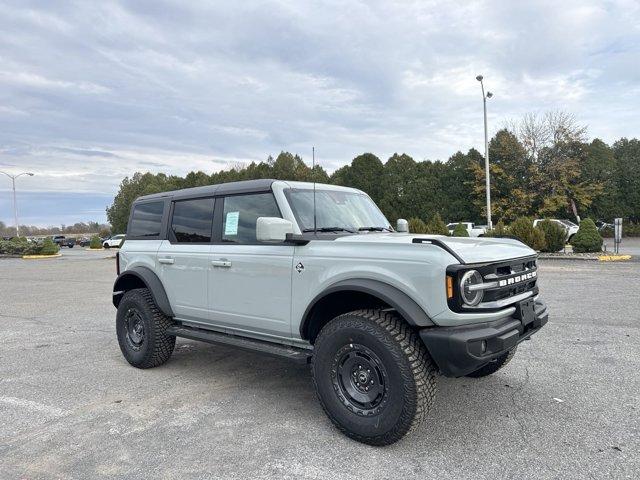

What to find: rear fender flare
left=112, top=266, right=173, bottom=317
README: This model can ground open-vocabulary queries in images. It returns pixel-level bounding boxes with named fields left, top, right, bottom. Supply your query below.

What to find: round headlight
left=460, top=270, right=484, bottom=306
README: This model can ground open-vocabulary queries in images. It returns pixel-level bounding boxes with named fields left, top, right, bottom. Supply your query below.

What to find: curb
left=85, top=247, right=106, bottom=251
left=538, top=255, right=598, bottom=261
left=598, top=255, right=632, bottom=262
left=22, top=253, right=63, bottom=259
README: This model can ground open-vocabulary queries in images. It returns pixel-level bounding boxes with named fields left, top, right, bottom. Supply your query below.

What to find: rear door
left=208, top=192, right=294, bottom=338
left=157, top=197, right=215, bottom=323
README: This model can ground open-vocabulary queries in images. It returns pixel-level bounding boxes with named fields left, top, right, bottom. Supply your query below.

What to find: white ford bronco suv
left=113, top=179, right=548, bottom=445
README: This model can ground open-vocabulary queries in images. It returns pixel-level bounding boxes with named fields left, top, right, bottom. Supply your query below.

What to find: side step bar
left=166, top=325, right=312, bottom=364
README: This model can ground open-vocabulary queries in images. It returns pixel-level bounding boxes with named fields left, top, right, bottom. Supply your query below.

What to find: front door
left=208, top=192, right=294, bottom=338
left=158, top=197, right=215, bottom=323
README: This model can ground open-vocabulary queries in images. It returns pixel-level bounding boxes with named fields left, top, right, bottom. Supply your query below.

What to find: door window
left=222, top=193, right=280, bottom=243
left=129, top=201, right=164, bottom=238
left=170, top=197, right=215, bottom=243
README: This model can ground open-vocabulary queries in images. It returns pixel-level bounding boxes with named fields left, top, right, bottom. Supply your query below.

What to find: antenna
left=312, top=146, right=317, bottom=234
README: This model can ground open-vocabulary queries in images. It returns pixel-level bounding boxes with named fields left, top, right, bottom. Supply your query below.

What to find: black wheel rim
left=331, top=343, right=388, bottom=416
left=124, top=308, right=145, bottom=350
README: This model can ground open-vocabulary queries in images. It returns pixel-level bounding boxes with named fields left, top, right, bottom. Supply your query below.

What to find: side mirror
left=396, top=218, right=409, bottom=233
left=256, top=217, right=294, bottom=242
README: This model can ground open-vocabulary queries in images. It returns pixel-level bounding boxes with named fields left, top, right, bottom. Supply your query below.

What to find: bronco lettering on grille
left=497, top=271, right=537, bottom=287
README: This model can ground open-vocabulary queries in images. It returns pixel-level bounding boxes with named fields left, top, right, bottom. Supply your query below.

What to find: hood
left=333, top=233, right=536, bottom=264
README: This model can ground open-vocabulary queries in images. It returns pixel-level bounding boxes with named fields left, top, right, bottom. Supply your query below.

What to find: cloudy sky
left=1, top=0, right=639, bottom=226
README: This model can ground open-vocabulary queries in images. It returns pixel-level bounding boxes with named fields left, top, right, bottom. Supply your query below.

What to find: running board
left=166, top=325, right=312, bottom=364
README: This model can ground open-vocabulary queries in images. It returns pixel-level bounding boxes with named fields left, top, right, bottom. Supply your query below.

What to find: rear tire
left=465, top=347, right=517, bottom=378
left=312, top=309, right=437, bottom=446
left=116, top=288, right=175, bottom=368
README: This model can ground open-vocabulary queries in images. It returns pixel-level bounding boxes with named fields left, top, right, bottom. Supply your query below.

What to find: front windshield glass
left=285, top=189, right=392, bottom=232
left=559, top=219, right=578, bottom=228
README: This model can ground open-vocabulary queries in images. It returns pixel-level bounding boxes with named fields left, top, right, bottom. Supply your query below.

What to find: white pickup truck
left=447, top=222, right=488, bottom=237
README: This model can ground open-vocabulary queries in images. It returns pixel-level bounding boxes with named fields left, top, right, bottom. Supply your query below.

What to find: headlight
left=460, top=270, right=484, bottom=306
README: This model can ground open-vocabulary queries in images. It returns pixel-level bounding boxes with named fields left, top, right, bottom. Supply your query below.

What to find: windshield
left=559, top=219, right=578, bottom=228
left=285, top=189, right=391, bottom=232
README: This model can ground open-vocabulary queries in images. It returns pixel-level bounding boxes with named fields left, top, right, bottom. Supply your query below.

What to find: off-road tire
left=116, top=288, right=175, bottom=368
left=465, top=347, right=517, bottom=378
left=312, top=309, right=437, bottom=446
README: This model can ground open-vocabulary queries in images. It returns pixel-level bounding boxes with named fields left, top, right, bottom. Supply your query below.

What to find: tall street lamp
left=0, top=171, right=35, bottom=237
left=476, top=75, right=493, bottom=229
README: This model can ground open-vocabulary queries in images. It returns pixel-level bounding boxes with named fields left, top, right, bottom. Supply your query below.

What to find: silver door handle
left=158, top=257, right=175, bottom=265
left=211, top=259, right=232, bottom=268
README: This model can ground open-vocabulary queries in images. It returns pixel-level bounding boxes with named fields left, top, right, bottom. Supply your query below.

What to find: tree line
left=0, top=221, right=111, bottom=238
left=107, top=112, right=640, bottom=234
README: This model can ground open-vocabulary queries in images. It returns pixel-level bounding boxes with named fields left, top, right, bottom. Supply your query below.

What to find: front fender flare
left=112, top=266, right=174, bottom=317
left=300, top=278, right=434, bottom=338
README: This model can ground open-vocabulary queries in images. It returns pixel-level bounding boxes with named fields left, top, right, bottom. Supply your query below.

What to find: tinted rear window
left=129, top=201, right=164, bottom=237
left=170, top=197, right=215, bottom=243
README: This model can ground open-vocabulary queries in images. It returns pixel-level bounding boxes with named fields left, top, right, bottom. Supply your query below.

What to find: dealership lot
left=1, top=248, right=638, bottom=479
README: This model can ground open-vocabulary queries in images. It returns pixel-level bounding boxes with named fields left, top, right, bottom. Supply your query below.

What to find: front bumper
left=420, top=299, right=548, bottom=377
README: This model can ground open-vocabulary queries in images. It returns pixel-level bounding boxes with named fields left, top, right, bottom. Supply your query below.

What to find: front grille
left=476, top=257, right=538, bottom=308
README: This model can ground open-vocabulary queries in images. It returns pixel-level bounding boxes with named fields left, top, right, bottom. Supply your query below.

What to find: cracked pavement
left=1, top=247, right=639, bottom=479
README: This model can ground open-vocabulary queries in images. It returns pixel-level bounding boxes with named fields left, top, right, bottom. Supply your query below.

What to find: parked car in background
left=595, top=220, right=614, bottom=232
left=533, top=219, right=579, bottom=243
left=52, top=235, right=75, bottom=248
left=103, top=234, right=125, bottom=248
left=446, top=222, right=487, bottom=237
left=76, top=236, right=91, bottom=247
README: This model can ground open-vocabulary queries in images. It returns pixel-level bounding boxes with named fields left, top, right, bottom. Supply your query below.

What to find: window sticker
left=224, top=211, right=239, bottom=235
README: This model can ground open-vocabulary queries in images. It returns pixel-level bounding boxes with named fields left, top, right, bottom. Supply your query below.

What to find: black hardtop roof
left=135, top=178, right=277, bottom=203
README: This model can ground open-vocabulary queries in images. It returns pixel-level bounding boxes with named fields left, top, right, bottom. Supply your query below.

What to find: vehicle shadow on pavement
left=137, top=338, right=545, bottom=447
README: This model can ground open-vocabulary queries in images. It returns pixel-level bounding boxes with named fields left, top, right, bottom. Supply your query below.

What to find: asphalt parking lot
left=1, top=247, right=639, bottom=479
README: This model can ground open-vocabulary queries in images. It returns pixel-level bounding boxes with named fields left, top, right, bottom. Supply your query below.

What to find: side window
left=129, top=201, right=164, bottom=238
left=170, top=197, right=215, bottom=243
left=222, top=193, right=280, bottom=244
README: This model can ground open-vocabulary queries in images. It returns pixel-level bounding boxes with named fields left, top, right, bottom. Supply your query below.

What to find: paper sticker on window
left=225, top=211, right=239, bottom=235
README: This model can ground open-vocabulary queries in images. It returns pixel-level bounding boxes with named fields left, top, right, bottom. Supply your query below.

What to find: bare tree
left=506, top=110, right=588, bottom=161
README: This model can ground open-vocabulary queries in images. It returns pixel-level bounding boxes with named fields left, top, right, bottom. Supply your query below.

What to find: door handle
left=211, top=259, right=232, bottom=268
left=158, top=257, right=175, bottom=265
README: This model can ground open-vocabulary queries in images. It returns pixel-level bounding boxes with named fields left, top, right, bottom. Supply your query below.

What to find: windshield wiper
left=302, top=226, right=358, bottom=233
left=358, top=226, right=393, bottom=232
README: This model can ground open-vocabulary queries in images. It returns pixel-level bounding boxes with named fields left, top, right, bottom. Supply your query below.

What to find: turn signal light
left=446, top=275, right=454, bottom=299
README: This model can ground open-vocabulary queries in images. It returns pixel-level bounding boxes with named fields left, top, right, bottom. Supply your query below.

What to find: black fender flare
left=112, top=266, right=174, bottom=317
left=300, top=278, right=434, bottom=338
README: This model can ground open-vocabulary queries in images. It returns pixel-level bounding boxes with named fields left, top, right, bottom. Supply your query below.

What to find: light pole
left=0, top=171, right=34, bottom=237
left=476, top=75, right=493, bottom=229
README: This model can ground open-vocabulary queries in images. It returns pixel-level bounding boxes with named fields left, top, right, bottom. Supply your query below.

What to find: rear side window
left=222, top=193, right=280, bottom=243
left=170, top=197, right=215, bottom=243
left=129, top=201, right=164, bottom=238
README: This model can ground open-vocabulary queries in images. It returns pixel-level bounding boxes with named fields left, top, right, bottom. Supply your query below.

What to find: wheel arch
left=112, top=266, right=174, bottom=317
left=300, top=279, right=433, bottom=343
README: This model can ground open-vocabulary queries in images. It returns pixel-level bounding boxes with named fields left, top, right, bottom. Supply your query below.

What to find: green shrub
left=484, top=220, right=508, bottom=238
left=452, top=223, right=469, bottom=237
left=0, top=237, right=37, bottom=255
left=89, top=235, right=102, bottom=249
left=425, top=213, right=449, bottom=236
left=408, top=217, right=428, bottom=234
left=509, top=217, right=546, bottom=251
left=537, top=219, right=566, bottom=252
left=39, top=237, right=60, bottom=255
left=571, top=219, right=603, bottom=253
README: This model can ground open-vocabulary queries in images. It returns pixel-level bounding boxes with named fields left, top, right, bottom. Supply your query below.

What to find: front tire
left=312, top=309, right=437, bottom=446
left=465, top=347, right=517, bottom=378
left=116, top=288, right=175, bottom=368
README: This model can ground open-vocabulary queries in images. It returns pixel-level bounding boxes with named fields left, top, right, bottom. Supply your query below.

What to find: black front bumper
left=419, top=299, right=549, bottom=378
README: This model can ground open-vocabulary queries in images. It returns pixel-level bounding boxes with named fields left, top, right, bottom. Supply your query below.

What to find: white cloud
left=0, top=0, right=638, bottom=225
